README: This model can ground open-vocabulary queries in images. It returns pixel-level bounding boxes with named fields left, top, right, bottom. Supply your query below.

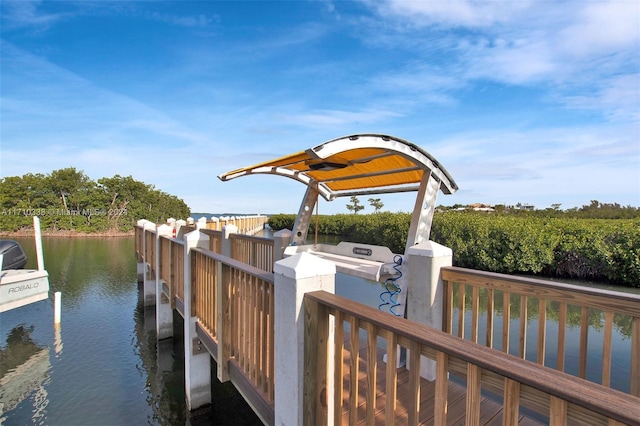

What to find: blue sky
left=1, top=0, right=639, bottom=215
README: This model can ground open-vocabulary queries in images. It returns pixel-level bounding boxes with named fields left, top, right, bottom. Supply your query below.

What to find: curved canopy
left=218, top=134, right=458, bottom=201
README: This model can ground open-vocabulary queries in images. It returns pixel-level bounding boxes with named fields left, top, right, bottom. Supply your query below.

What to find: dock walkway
left=343, top=335, right=543, bottom=425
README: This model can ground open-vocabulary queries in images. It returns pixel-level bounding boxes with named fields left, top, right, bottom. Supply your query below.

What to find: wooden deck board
left=340, top=334, right=546, bottom=426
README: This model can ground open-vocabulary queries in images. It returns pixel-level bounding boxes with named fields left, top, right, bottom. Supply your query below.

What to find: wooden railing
left=198, top=229, right=274, bottom=271
left=441, top=266, right=640, bottom=397
left=230, top=234, right=275, bottom=273
left=159, top=236, right=172, bottom=295
left=192, top=249, right=218, bottom=338
left=202, top=215, right=269, bottom=233
left=158, top=236, right=185, bottom=308
left=144, top=228, right=156, bottom=274
left=304, top=290, right=640, bottom=426
left=200, top=229, right=223, bottom=254
left=191, top=247, right=276, bottom=405
left=141, top=221, right=639, bottom=425
left=135, top=225, right=144, bottom=261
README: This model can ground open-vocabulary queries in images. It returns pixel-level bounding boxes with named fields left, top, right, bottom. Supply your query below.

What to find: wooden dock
left=135, top=220, right=640, bottom=426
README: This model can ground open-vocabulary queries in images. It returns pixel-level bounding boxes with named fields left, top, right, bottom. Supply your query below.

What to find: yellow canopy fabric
left=218, top=134, right=457, bottom=200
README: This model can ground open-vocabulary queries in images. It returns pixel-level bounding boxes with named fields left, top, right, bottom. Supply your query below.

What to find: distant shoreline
left=0, top=230, right=134, bottom=238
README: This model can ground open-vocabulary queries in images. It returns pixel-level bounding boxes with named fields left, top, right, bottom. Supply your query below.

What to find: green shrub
left=270, top=211, right=639, bottom=287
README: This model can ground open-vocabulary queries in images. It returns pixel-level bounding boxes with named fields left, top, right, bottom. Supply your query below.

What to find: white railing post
left=196, top=217, right=207, bottom=229
left=155, top=224, right=174, bottom=339
left=176, top=219, right=187, bottom=239
left=405, top=241, right=452, bottom=380
left=183, top=230, right=211, bottom=410
left=221, top=224, right=238, bottom=258
left=274, top=252, right=336, bottom=426
left=273, top=229, right=292, bottom=262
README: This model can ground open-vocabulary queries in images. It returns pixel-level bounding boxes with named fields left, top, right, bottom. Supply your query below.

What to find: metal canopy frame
left=219, top=134, right=458, bottom=249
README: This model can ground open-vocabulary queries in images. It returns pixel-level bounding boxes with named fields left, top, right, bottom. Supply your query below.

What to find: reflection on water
left=0, top=325, right=50, bottom=419
left=1, top=237, right=260, bottom=426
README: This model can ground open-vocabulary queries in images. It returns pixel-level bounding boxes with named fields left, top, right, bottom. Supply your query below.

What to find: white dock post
left=155, top=224, right=174, bottom=340
left=54, top=291, right=62, bottom=324
left=221, top=224, right=237, bottom=257
left=196, top=217, right=207, bottom=229
left=175, top=219, right=187, bottom=238
left=183, top=229, right=211, bottom=410
left=405, top=241, right=452, bottom=380
left=272, top=229, right=292, bottom=262
left=274, top=252, right=336, bottom=426
left=33, top=216, right=45, bottom=271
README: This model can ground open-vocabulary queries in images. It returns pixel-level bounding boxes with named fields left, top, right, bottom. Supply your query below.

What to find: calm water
left=1, top=235, right=637, bottom=425
left=0, top=237, right=260, bottom=426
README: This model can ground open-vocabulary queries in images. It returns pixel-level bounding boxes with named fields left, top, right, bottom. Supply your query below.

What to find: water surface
left=0, top=237, right=260, bottom=425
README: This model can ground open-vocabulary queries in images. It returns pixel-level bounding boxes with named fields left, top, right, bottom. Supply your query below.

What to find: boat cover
left=218, top=134, right=457, bottom=201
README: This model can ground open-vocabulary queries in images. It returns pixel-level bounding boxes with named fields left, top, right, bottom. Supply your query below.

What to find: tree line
left=0, top=168, right=190, bottom=233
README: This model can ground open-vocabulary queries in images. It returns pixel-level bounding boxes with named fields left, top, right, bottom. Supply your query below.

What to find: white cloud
left=360, top=0, right=639, bottom=125
left=560, top=73, right=640, bottom=122
left=559, top=2, right=640, bottom=58
left=147, top=11, right=219, bottom=28
left=0, top=0, right=68, bottom=31
left=278, top=108, right=402, bottom=128
left=377, top=0, right=532, bottom=28
left=368, top=63, right=462, bottom=105
left=1, top=42, right=214, bottom=147
left=460, top=35, right=557, bottom=84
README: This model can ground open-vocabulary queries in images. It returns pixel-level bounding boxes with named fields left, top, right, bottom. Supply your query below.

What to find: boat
left=0, top=217, right=50, bottom=313
left=0, top=240, right=28, bottom=270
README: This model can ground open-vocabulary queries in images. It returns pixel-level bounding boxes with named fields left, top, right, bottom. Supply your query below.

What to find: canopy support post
left=405, top=171, right=440, bottom=253
left=291, top=184, right=319, bottom=246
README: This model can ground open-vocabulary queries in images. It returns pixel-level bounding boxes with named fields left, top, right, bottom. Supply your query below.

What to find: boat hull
left=0, top=270, right=50, bottom=313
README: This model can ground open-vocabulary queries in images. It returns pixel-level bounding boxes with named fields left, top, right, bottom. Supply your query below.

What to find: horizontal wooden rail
left=441, top=266, right=640, bottom=397
left=305, top=290, right=640, bottom=426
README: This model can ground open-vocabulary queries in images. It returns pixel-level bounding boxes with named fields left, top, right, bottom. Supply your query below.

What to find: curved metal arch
left=226, top=165, right=335, bottom=201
